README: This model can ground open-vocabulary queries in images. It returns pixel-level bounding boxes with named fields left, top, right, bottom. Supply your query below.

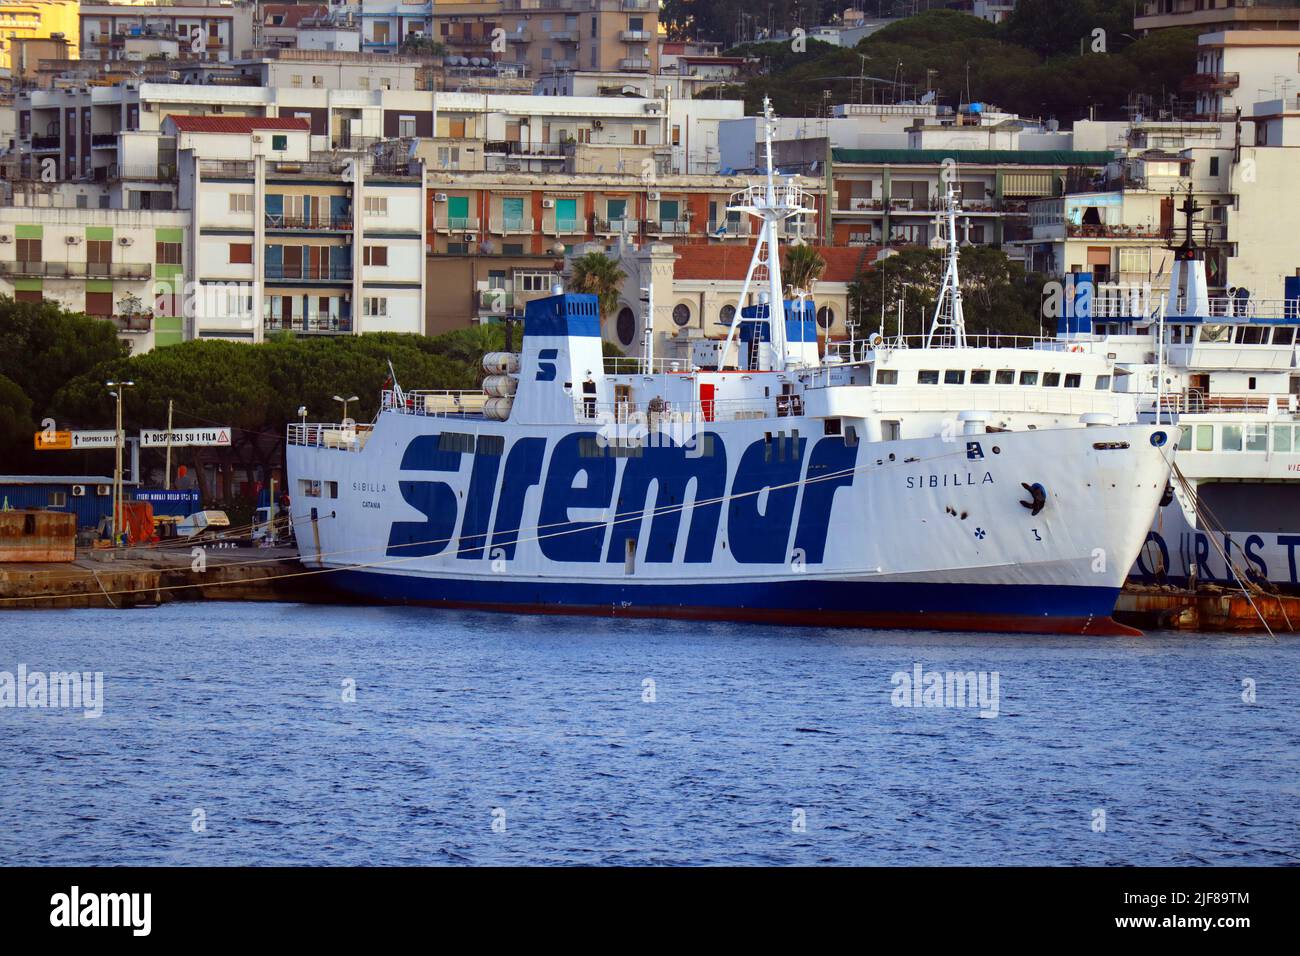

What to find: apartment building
left=0, top=205, right=190, bottom=352
left=79, top=1, right=257, bottom=64
left=0, top=0, right=78, bottom=71
left=1186, top=31, right=1300, bottom=120
left=1137, top=0, right=1300, bottom=34
left=425, top=167, right=823, bottom=256
left=1229, top=95, right=1300, bottom=300
left=170, top=114, right=425, bottom=341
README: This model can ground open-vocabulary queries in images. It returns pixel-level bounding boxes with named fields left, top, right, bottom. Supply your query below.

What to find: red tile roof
left=168, top=115, right=310, bottom=134
left=670, top=244, right=878, bottom=283
left=262, top=4, right=328, bottom=28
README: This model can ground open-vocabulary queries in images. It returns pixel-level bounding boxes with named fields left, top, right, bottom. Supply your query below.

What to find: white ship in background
left=1057, top=190, right=1300, bottom=591
left=285, top=100, right=1176, bottom=635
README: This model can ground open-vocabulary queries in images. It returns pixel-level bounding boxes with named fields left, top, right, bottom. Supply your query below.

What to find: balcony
left=265, top=214, right=353, bottom=232
left=478, top=289, right=515, bottom=313
left=490, top=216, right=534, bottom=235
left=542, top=216, right=586, bottom=236
left=437, top=216, right=481, bottom=235
left=550, top=30, right=578, bottom=42
left=1065, top=223, right=1170, bottom=240
left=621, top=0, right=654, bottom=9
left=112, top=313, right=153, bottom=333
left=107, top=164, right=177, bottom=182
left=265, top=316, right=353, bottom=334
left=1183, top=72, right=1240, bottom=92
left=30, top=135, right=60, bottom=151
left=841, top=197, right=881, bottom=212
left=620, top=29, right=652, bottom=42
left=619, top=57, right=652, bottom=71
left=91, top=133, right=119, bottom=149
left=595, top=218, right=641, bottom=236
left=706, top=219, right=751, bottom=238
left=264, top=265, right=353, bottom=282
left=647, top=219, right=692, bottom=236
left=0, top=261, right=152, bottom=280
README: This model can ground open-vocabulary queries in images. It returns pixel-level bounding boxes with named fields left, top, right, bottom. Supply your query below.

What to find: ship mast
left=925, top=184, right=968, bottom=349
left=716, top=97, right=815, bottom=371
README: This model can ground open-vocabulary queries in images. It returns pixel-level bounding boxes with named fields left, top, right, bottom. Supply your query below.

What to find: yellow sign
left=34, top=430, right=73, bottom=451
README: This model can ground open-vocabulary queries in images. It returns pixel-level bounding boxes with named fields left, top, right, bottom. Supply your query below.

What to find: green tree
left=783, top=244, right=826, bottom=296
left=566, top=252, right=626, bottom=323
left=0, top=373, right=35, bottom=456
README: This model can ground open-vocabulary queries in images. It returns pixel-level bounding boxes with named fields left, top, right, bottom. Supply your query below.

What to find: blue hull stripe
left=326, top=570, right=1130, bottom=635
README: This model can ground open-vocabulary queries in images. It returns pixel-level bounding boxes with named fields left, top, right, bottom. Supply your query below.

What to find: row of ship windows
left=876, top=369, right=1111, bottom=390
left=1178, top=423, right=1300, bottom=454
left=1171, top=325, right=1298, bottom=346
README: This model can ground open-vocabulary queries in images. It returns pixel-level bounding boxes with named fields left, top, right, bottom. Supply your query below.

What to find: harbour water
left=1, top=603, right=1297, bottom=866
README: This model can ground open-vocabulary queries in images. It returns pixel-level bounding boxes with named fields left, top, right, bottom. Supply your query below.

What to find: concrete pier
left=0, top=546, right=327, bottom=610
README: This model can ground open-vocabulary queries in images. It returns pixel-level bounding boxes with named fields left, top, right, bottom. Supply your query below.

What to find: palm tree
left=566, top=251, right=626, bottom=322
left=783, top=244, right=826, bottom=297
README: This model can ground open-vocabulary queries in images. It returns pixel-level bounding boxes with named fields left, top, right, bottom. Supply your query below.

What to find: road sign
left=70, top=430, right=120, bottom=449
left=33, top=430, right=72, bottom=451
left=140, top=427, right=232, bottom=448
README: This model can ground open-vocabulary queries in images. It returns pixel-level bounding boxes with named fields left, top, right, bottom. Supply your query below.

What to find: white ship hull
left=287, top=412, right=1175, bottom=634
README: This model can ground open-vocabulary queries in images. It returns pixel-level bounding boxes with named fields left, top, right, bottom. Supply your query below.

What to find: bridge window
left=917, top=370, right=940, bottom=384
left=1201, top=324, right=1232, bottom=343
left=1018, top=370, right=1038, bottom=386
left=1235, top=326, right=1267, bottom=345
left=1273, top=327, right=1295, bottom=346
left=995, top=369, right=1015, bottom=385
left=944, top=370, right=965, bottom=385
left=1095, top=375, right=1111, bottom=390
left=971, top=369, right=991, bottom=384
left=1274, top=425, right=1294, bottom=453
left=1064, top=373, right=1081, bottom=388
left=1247, top=425, right=1268, bottom=452
left=1222, top=425, right=1243, bottom=451
left=1196, top=425, right=1214, bottom=451
left=1043, top=372, right=1061, bottom=387
left=876, top=369, right=898, bottom=385
left=1178, top=428, right=1193, bottom=451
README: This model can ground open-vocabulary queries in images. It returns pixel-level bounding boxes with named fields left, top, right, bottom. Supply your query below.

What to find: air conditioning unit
left=463, top=233, right=475, bottom=242
left=71, top=484, right=86, bottom=497
left=65, top=235, right=81, bottom=245
left=97, top=485, right=112, bottom=497
left=0, top=236, right=10, bottom=243
left=541, top=198, right=555, bottom=208
left=251, top=135, right=263, bottom=143
left=433, top=192, right=448, bottom=202
left=118, top=236, right=133, bottom=246
left=647, top=191, right=660, bottom=201
left=592, top=119, right=603, bottom=130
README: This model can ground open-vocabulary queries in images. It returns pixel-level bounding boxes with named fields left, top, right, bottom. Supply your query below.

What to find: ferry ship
left=285, top=102, right=1176, bottom=635
left=1055, top=192, right=1300, bottom=592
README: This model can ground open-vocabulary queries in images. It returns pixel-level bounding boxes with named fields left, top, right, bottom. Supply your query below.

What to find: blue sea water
left=0, top=602, right=1297, bottom=866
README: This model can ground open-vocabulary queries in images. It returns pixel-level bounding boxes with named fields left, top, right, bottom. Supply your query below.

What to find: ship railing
left=1172, top=296, right=1300, bottom=320
left=288, top=422, right=375, bottom=450
left=826, top=334, right=1068, bottom=363
left=381, top=388, right=487, bottom=417
left=602, top=356, right=700, bottom=375
left=573, top=395, right=797, bottom=424
left=1149, top=389, right=1300, bottom=415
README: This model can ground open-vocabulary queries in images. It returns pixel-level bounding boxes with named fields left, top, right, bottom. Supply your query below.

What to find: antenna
left=716, top=97, right=816, bottom=372
left=925, top=184, right=968, bottom=349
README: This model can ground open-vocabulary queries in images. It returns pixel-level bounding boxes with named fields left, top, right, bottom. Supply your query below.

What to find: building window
left=616, top=306, right=636, bottom=346
left=228, top=193, right=253, bottom=214
left=271, top=135, right=288, bottom=151
left=229, top=243, right=253, bottom=264
left=16, top=237, right=41, bottom=262
left=156, top=241, right=181, bottom=264
left=363, top=296, right=388, bottom=317
left=816, top=306, right=834, bottom=329
left=363, top=246, right=388, bottom=266
left=49, top=491, right=67, bottom=508
left=364, top=196, right=388, bottom=216
left=672, top=303, right=691, bottom=326
left=720, top=304, right=736, bottom=324
left=399, top=115, right=416, bottom=138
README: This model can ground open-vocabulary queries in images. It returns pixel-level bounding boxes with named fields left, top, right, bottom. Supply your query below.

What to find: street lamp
left=332, top=394, right=359, bottom=423
left=105, top=380, right=135, bottom=546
